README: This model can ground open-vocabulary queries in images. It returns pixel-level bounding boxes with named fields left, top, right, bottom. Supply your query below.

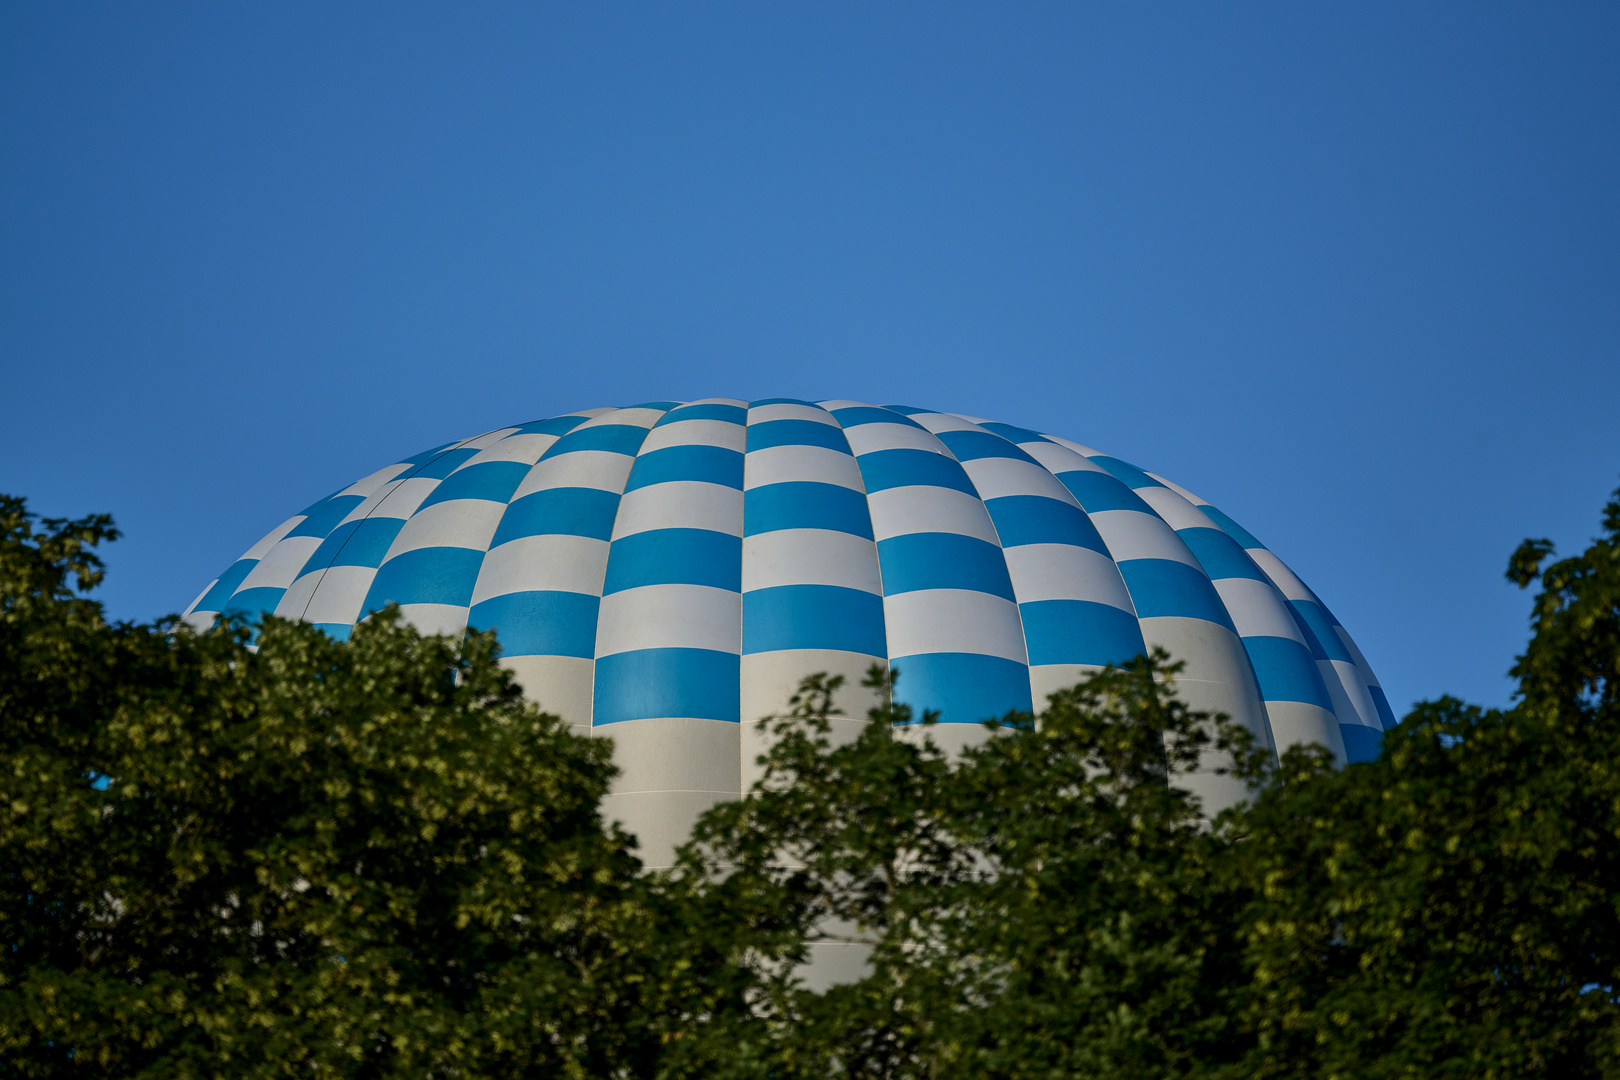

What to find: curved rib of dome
left=186, top=398, right=1395, bottom=867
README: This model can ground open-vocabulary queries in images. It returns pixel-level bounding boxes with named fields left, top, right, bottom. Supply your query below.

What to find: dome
left=187, top=398, right=1394, bottom=866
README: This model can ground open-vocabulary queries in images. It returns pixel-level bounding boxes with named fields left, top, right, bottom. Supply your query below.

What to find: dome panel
left=187, top=399, right=1393, bottom=867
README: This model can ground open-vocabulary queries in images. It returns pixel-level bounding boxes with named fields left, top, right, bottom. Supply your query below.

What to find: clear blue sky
left=3, top=3, right=1616, bottom=717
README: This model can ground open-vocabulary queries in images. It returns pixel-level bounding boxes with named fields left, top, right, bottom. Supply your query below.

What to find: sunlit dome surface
left=187, top=398, right=1392, bottom=863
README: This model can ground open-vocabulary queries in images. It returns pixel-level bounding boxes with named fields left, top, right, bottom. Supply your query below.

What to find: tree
left=672, top=670, right=965, bottom=1079
left=1232, top=484, right=1620, bottom=1079
left=684, top=481, right=1620, bottom=1079
left=9, top=476, right=1619, bottom=1079
left=0, top=494, right=743, bottom=1079
left=680, top=655, right=1266, bottom=1080
left=918, top=657, right=1264, bottom=1080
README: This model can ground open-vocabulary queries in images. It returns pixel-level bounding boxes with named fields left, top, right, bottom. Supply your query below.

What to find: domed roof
left=187, top=398, right=1392, bottom=859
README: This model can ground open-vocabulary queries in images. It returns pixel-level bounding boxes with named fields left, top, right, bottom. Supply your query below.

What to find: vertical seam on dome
left=1084, top=449, right=1281, bottom=758
left=583, top=406, right=650, bottom=734
left=1138, top=482, right=1292, bottom=761
left=824, top=400, right=891, bottom=715
left=284, top=434, right=485, bottom=626
left=916, top=412, right=1036, bottom=716
left=589, top=403, right=678, bottom=715
left=1168, top=476, right=1388, bottom=735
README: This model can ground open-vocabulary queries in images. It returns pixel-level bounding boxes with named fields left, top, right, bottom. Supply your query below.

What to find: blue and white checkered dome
left=187, top=398, right=1393, bottom=861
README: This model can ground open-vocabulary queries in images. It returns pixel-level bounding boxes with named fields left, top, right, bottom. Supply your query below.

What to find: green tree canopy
left=0, top=494, right=750, bottom=1078
left=678, top=483, right=1620, bottom=1079
left=677, top=654, right=1269, bottom=1080
left=1231, top=485, right=1620, bottom=1079
left=4, top=480, right=1618, bottom=1078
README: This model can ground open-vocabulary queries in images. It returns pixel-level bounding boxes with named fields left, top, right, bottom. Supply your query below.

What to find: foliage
left=681, top=483, right=1620, bottom=1079
left=1232, top=487, right=1620, bottom=1079
left=926, top=659, right=1267, bottom=1080
left=4, top=479, right=1619, bottom=1078
left=673, top=669, right=964, bottom=1078
left=679, top=653, right=1268, bottom=1079
left=0, top=495, right=746, bottom=1078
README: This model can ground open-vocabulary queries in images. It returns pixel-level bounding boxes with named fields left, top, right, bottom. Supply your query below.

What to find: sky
left=3, top=2, right=1617, bottom=718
